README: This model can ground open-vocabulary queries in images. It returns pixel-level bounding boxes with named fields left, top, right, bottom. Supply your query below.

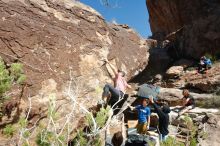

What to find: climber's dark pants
left=103, top=84, right=124, bottom=107
left=198, top=64, right=211, bottom=73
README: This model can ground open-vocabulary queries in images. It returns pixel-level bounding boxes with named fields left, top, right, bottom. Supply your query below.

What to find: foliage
left=91, top=136, right=102, bottom=146
left=182, top=116, right=198, bottom=145
left=148, top=140, right=156, bottom=146
left=2, top=124, right=16, bottom=137
left=10, top=63, right=26, bottom=84
left=0, top=57, right=26, bottom=112
left=160, top=136, right=184, bottom=146
left=18, top=117, right=28, bottom=128
left=95, top=106, right=111, bottom=128
left=36, top=130, right=65, bottom=146
left=190, top=138, right=197, bottom=146
left=71, top=129, right=88, bottom=146
left=71, top=130, right=102, bottom=146
left=200, top=130, right=208, bottom=139
left=196, top=95, right=220, bottom=109
left=86, top=106, right=111, bottom=129
left=0, top=58, right=12, bottom=96
left=85, top=106, right=111, bottom=146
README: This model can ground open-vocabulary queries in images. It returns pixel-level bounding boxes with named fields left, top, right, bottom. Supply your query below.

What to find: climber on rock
left=149, top=96, right=170, bottom=141
left=128, top=98, right=151, bottom=134
left=198, top=56, right=212, bottom=73
left=102, top=59, right=131, bottom=107
left=178, top=89, right=195, bottom=116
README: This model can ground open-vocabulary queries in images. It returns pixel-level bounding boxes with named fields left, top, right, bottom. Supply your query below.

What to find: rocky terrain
left=0, top=0, right=150, bottom=145
left=0, top=0, right=219, bottom=146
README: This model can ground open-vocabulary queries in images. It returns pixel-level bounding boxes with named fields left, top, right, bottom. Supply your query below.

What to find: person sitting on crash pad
left=128, top=98, right=151, bottom=134
left=178, top=89, right=195, bottom=116
left=149, top=96, right=170, bottom=141
left=102, top=59, right=131, bottom=107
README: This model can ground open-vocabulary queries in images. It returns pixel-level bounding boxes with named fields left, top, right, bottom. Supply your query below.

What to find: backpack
left=204, top=58, right=212, bottom=66
left=125, top=134, right=149, bottom=146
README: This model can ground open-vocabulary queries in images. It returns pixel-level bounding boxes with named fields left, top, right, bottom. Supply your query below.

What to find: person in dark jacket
left=149, top=96, right=170, bottom=141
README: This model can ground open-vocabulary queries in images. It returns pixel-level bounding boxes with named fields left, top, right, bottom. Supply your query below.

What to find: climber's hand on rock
left=127, top=84, right=132, bottom=89
left=149, top=96, right=154, bottom=103
left=103, top=58, right=109, bottom=63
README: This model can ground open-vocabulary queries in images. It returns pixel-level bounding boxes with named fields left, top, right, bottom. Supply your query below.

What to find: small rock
left=166, top=66, right=184, bottom=78
left=207, top=114, right=218, bottom=127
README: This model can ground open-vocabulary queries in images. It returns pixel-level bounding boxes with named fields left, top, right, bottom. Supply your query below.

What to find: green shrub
left=91, top=135, right=102, bottom=146
left=160, top=136, right=184, bottom=146
left=72, top=130, right=102, bottom=146
left=0, top=58, right=12, bottom=96
left=182, top=116, right=198, bottom=146
left=190, top=138, right=197, bottom=146
left=10, top=63, right=26, bottom=84
left=86, top=106, right=111, bottom=129
left=0, top=57, right=26, bottom=98
left=2, top=124, right=16, bottom=137
left=197, top=95, right=220, bottom=109
left=71, top=130, right=88, bottom=146
left=95, top=106, right=110, bottom=128
left=18, top=117, right=28, bottom=128
left=36, top=130, right=56, bottom=146
left=148, top=140, right=156, bottom=146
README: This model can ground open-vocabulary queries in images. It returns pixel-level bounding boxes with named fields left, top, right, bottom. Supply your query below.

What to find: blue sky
left=80, top=0, right=151, bottom=38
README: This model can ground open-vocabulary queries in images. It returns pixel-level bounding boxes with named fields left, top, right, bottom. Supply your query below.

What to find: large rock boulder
left=0, top=0, right=150, bottom=140
left=146, top=0, right=220, bottom=58
left=158, top=88, right=213, bottom=106
left=0, top=0, right=149, bottom=98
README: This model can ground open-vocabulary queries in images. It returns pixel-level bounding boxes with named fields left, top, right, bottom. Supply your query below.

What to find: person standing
left=149, top=96, right=170, bottom=141
left=129, top=98, right=151, bottom=134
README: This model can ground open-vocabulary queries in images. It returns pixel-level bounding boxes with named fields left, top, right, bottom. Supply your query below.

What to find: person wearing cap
left=149, top=96, right=170, bottom=141
left=102, top=59, right=131, bottom=107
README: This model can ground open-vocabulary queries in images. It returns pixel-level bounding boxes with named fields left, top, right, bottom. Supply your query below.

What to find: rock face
left=0, top=1, right=150, bottom=141
left=0, top=0, right=149, bottom=97
left=146, top=0, right=220, bottom=58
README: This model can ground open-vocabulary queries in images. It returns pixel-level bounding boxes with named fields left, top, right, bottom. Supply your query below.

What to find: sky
left=80, top=0, right=152, bottom=38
